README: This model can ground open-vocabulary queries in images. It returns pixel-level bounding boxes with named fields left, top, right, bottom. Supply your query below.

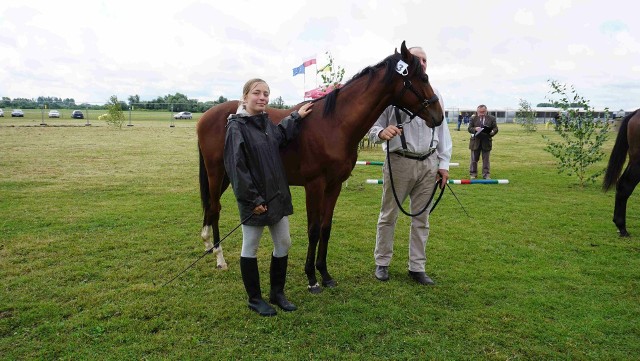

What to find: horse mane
left=321, top=51, right=424, bottom=118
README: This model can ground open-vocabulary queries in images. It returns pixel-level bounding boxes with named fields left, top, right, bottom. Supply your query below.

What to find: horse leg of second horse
left=614, top=164, right=640, bottom=237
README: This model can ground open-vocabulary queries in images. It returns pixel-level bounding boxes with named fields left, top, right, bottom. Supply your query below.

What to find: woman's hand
left=297, top=102, right=314, bottom=119
left=253, top=204, right=267, bottom=215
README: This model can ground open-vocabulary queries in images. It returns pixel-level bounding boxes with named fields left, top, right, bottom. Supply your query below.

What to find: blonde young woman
left=223, top=78, right=313, bottom=316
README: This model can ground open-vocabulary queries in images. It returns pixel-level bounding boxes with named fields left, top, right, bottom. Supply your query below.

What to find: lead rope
left=385, top=141, right=443, bottom=217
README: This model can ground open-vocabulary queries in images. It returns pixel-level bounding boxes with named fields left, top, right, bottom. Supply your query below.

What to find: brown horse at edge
left=197, top=41, right=444, bottom=293
left=603, top=109, right=640, bottom=236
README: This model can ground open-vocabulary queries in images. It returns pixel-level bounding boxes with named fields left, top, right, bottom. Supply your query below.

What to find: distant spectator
left=468, top=104, right=498, bottom=179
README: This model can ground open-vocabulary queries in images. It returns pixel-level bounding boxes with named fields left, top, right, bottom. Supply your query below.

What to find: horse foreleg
left=304, top=180, right=326, bottom=294
left=316, top=184, right=342, bottom=288
left=614, top=163, right=640, bottom=237
left=317, top=221, right=336, bottom=287
left=305, top=223, right=322, bottom=293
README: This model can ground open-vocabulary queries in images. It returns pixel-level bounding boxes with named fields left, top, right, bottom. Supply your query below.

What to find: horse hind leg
left=201, top=225, right=228, bottom=270
left=614, top=163, right=640, bottom=237
left=201, top=175, right=231, bottom=270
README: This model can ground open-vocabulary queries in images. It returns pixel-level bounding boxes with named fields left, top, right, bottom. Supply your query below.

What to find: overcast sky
left=1, top=0, right=638, bottom=111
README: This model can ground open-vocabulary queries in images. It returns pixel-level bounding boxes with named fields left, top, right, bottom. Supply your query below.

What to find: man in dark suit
left=468, top=104, right=498, bottom=179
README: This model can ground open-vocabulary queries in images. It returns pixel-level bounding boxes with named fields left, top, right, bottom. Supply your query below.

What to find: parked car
left=11, top=109, right=24, bottom=117
left=0, top=109, right=4, bottom=117
left=173, top=111, right=193, bottom=119
left=71, top=110, right=84, bottom=119
left=48, top=110, right=60, bottom=118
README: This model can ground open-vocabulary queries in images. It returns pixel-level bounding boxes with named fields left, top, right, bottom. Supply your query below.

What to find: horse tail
left=198, top=145, right=211, bottom=219
left=603, top=112, right=633, bottom=191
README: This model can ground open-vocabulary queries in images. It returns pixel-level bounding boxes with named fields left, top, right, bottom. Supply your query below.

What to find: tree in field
left=104, top=95, right=126, bottom=129
left=269, top=96, right=289, bottom=109
left=318, top=51, right=345, bottom=92
left=516, top=98, right=537, bottom=132
left=214, top=96, right=228, bottom=105
left=542, top=80, right=610, bottom=187
left=128, top=94, right=140, bottom=108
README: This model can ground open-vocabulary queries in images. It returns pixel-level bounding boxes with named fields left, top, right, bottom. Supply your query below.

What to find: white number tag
left=395, top=60, right=409, bottom=76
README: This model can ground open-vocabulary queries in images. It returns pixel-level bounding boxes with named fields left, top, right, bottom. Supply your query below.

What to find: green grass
left=1, top=122, right=638, bottom=360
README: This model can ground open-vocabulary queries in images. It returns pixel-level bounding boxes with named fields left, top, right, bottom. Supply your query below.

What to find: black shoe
left=408, top=271, right=435, bottom=285
left=248, top=297, right=277, bottom=316
left=375, top=265, right=389, bottom=281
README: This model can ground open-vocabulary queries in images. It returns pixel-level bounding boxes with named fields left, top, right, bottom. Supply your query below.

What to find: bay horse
left=603, top=109, right=640, bottom=237
left=197, top=41, right=444, bottom=293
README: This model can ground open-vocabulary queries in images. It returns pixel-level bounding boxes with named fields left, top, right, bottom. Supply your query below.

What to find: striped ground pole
left=357, top=161, right=459, bottom=167
left=366, top=179, right=509, bottom=184
left=449, top=179, right=509, bottom=184
left=356, top=161, right=385, bottom=166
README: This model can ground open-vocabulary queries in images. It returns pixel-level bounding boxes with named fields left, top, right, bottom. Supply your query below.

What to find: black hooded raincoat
left=223, top=111, right=302, bottom=226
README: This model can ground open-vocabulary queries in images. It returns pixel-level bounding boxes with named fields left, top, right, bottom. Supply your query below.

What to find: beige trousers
left=374, top=153, right=438, bottom=272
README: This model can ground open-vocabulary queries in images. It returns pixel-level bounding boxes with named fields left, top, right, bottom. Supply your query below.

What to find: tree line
left=0, top=93, right=291, bottom=113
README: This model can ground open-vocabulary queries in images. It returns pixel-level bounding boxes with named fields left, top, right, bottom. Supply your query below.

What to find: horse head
left=389, top=41, right=444, bottom=128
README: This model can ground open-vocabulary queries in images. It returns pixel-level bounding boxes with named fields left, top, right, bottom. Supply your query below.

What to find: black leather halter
left=398, top=79, right=439, bottom=120
left=391, top=56, right=440, bottom=122
left=395, top=80, right=440, bottom=120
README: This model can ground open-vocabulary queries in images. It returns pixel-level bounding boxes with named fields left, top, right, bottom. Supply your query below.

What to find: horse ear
left=400, top=41, right=409, bottom=59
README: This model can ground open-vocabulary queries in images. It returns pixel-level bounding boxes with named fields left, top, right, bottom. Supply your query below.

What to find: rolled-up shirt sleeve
left=435, top=122, right=452, bottom=170
left=369, top=106, right=394, bottom=144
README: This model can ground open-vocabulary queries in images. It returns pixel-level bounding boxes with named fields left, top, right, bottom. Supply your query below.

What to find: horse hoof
left=619, top=231, right=630, bottom=237
left=308, top=283, right=323, bottom=294
left=322, top=279, right=337, bottom=288
left=217, top=262, right=228, bottom=270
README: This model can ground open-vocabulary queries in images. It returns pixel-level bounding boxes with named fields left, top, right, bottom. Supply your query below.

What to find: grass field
left=1, top=120, right=638, bottom=360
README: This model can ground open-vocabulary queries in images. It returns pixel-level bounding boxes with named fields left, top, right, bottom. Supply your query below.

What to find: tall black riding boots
left=240, top=255, right=297, bottom=316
